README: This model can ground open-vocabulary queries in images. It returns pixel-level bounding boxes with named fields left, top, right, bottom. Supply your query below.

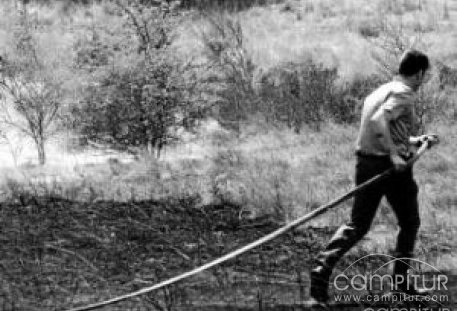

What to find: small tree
left=74, top=0, right=207, bottom=158
left=370, top=21, right=410, bottom=78
left=114, top=0, right=181, bottom=55
left=0, top=3, right=63, bottom=166
left=200, top=14, right=258, bottom=130
left=77, top=56, right=204, bottom=158
left=368, top=16, right=430, bottom=78
left=0, top=61, right=63, bottom=165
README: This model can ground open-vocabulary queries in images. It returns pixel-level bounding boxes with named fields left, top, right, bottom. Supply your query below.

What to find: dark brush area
left=1, top=197, right=453, bottom=310
left=0, top=197, right=335, bottom=310
left=179, top=0, right=284, bottom=12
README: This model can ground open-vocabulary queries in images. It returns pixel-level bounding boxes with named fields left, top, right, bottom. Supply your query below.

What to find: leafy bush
left=69, top=0, right=208, bottom=157
left=200, top=15, right=344, bottom=132
left=74, top=56, right=205, bottom=157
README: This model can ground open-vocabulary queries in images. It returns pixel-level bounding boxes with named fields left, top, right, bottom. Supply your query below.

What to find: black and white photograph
left=0, top=0, right=455, bottom=310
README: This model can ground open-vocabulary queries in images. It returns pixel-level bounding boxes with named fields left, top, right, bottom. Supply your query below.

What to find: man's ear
left=411, top=71, right=424, bottom=85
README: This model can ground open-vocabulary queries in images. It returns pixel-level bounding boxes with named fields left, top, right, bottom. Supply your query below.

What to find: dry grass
left=2, top=120, right=455, bottom=309
left=177, top=0, right=457, bottom=79
left=2, top=121, right=456, bottom=268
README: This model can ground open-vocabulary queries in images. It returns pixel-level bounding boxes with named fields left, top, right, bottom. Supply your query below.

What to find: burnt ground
left=0, top=198, right=455, bottom=311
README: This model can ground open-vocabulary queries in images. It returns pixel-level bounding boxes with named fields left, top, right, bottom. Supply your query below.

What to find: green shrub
left=73, top=55, right=205, bottom=157
left=71, top=0, right=207, bottom=157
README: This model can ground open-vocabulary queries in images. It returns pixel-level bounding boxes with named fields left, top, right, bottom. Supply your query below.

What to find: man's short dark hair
left=398, top=50, right=430, bottom=76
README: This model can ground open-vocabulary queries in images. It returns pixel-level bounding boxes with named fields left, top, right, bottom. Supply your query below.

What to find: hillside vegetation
left=0, top=0, right=456, bottom=310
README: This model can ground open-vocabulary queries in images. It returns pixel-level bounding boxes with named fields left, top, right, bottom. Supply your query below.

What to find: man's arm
left=369, top=100, right=407, bottom=171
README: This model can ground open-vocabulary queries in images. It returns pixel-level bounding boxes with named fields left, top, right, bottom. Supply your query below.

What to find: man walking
left=309, top=50, right=438, bottom=306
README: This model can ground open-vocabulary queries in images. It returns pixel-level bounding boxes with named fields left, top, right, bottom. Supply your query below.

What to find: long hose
left=64, top=142, right=430, bottom=311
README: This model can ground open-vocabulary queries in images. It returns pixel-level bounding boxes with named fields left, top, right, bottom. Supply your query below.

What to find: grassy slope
left=177, top=0, right=457, bottom=76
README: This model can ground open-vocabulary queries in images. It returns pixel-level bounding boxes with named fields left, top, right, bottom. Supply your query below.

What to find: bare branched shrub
left=0, top=57, right=63, bottom=165
left=73, top=28, right=114, bottom=72
left=435, top=60, right=457, bottom=90
left=0, top=1, right=66, bottom=166
left=114, top=0, right=181, bottom=55
left=179, top=0, right=280, bottom=12
left=369, top=20, right=413, bottom=78
left=0, top=68, right=63, bottom=165
left=415, top=77, right=453, bottom=130
left=331, top=74, right=386, bottom=124
left=0, top=130, right=24, bottom=167
left=200, top=14, right=258, bottom=130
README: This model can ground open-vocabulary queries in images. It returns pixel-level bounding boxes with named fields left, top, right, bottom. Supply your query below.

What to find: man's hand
left=410, top=134, right=440, bottom=149
left=390, top=153, right=407, bottom=172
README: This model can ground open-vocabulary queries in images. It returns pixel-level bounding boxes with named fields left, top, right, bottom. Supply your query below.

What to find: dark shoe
left=397, top=285, right=430, bottom=296
left=381, top=292, right=407, bottom=307
left=392, top=257, right=430, bottom=295
left=310, top=266, right=331, bottom=303
left=304, top=297, right=329, bottom=310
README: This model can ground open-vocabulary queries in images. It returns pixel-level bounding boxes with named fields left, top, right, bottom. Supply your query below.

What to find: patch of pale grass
left=202, top=122, right=357, bottom=222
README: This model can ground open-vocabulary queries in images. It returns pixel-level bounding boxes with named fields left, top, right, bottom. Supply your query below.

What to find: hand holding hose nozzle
left=422, top=133, right=440, bottom=149
left=406, top=137, right=434, bottom=168
left=411, top=134, right=440, bottom=149
left=392, top=134, right=439, bottom=172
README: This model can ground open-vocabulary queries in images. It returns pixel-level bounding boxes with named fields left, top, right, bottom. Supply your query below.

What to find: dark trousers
left=315, top=154, right=421, bottom=275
